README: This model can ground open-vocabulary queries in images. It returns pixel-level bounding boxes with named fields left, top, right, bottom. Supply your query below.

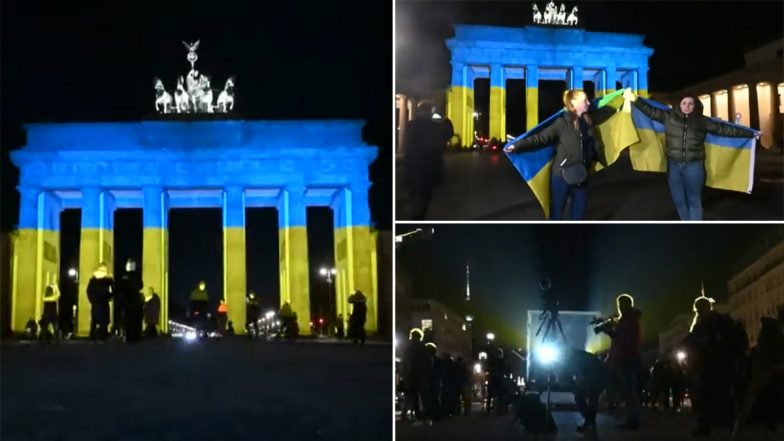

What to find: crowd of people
left=399, top=328, right=474, bottom=426
left=27, top=261, right=369, bottom=346
left=397, top=294, right=784, bottom=438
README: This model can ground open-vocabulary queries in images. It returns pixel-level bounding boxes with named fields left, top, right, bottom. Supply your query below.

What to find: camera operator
left=594, top=294, right=643, bottom=430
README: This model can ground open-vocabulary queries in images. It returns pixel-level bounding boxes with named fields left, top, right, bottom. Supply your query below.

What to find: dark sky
left=396, top=0, right=784, bottom=106
left=1, top=1, right=391, bottom=316
left=1, top=0, right=392, bottom=230
left=396, top=224, right=784, bottom=348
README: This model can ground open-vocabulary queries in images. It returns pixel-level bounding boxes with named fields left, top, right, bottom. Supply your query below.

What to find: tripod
left=533, top=278, right=566, bottom=433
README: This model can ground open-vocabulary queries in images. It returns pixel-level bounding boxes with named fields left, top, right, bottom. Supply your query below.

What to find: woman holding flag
left=623, top=88, right=761, bottom=221
left=505, top=89, right=615, bottom=220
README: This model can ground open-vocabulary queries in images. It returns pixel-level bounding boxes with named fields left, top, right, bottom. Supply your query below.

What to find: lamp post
left=66, top=267, right=78, bottom=338
left=319, top=267, right=337, bottom=336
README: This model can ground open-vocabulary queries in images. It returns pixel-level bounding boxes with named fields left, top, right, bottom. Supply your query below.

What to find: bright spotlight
left=265, top=310, right=275, bottom=320
left=536, top=344, right=559, bottom=365
left=184, top=331, right=198, bottom=342
left=67, top=268, right=77, bottom=277
left=486, top=333, right=495, bottom=341
left=676, top=350, right=686, bottom=362
left=474, top=363, right=482, bottom=374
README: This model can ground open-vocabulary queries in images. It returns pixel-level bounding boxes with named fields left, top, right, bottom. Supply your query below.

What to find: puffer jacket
left=510, top=105, right=615, bottom=175
left=633, top=97, right=753, bottom=163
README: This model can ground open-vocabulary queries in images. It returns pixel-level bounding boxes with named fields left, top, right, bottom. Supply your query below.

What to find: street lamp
left=319, top=266, right=337, bottom=336
left=486, top=332, right=495, bottom=342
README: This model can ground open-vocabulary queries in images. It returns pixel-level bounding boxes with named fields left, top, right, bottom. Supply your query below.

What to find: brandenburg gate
left=446, top=20, right=653, bottom=146
left=9, top=41, right=379, bottom=337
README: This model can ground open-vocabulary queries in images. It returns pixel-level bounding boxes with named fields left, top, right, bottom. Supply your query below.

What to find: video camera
left=591, top=315, right=618, bottom=335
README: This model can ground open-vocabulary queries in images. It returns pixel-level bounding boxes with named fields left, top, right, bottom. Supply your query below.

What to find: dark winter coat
left=633, top=97, right=753, bottom=163
left=510, top=106, right=615, bottom=175
left=402, top=340, right=433, bottom=385
left=120, top=270, right=144, bottom=341
left=87, top=274, right=114, bottom=324
left=604, top=308, right=642, bottom=369
left=403, top=116, right=453, bottom=192
left=144, top=293, right=161, bottom=327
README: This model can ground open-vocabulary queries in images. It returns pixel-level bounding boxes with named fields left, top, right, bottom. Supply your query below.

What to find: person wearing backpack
left=685, top=296, right=748, bottom=437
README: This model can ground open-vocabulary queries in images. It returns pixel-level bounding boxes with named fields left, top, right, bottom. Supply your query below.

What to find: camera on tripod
left=538, top=277, right=558, bottom=317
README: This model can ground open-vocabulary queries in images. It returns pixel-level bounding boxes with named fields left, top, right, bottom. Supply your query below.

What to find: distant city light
left=486, top=332, right=495, bottom=341
left=676, top=350, right=687, bottom=362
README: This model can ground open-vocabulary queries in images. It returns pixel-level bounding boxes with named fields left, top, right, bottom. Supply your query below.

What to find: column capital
left=81, top=186, right=101, bottom=197
left=142, top=186, right=164, bottom=195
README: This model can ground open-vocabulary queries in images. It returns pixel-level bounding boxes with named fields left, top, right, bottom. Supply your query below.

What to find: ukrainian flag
left=628, top=98, right=757, bottom=193
left=505, top=90, right=632, bottom=218
left=506, top=91, right=757, bottom=217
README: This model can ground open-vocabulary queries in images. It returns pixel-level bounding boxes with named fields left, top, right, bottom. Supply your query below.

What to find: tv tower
left=465, top=261, right=471, bottom=302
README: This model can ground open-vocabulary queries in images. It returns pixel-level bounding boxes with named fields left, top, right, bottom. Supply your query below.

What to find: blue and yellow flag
left=628, top=98, right=757, bottom=193
left=505, top=89, right=631, bottom=218
left=505, top=91, right=756, bottom=217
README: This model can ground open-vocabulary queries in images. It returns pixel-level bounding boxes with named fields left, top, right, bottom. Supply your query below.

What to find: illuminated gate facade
left=10, top=120, right=378, bottom=336
left=446, top=24, right=653, bottom=147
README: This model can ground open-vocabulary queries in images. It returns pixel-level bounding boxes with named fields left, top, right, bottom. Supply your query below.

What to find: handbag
left=560, top=161, right=588, bottom=185
left=560, top=124, right=588, bottom=185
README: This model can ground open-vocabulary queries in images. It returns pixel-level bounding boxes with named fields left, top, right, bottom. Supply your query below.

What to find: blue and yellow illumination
left=10, top=121, right=379, bottom=337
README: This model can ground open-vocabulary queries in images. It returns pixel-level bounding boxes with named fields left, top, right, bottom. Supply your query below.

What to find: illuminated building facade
left=651, top=40, right=783, bottom=149
left=407, top=298, right=471, bottom=360
left=9, top=120, right=378, bottom=337
left=727, top=238, right=784, bottom=346
left=446, top=25, right=653, bottom=147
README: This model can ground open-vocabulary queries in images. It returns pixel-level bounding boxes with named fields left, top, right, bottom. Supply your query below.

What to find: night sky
left=396, top=224, right=784, bottom=348
left=396, top=0, right=783, bottom=136
left=1, top=0, right=391, bottom=317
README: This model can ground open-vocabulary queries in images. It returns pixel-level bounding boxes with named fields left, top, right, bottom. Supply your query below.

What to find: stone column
left=446, top=61, right=474, bottom=148
left=142, top=187, right=169, bottom=332
left=604, top=65, right=618, bottom=96
left=278, top=186, right=310, bottom=335
left=637, top=67, right=649, bottom=98
left=77, top=188, right=115, bottom=337
left=396, top=95, right=409, bottom=154
left=11, top=188, right=61, bottom=332
left=489, top=63, right=507, bottom=141
left=332, top=184, right=377, bottom=335
left=525, top=65, right=539, bottom=131
left=223, top=186, right=247, bottom=333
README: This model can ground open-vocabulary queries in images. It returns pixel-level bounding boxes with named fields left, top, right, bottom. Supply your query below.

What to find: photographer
left=594, top=294, right=643, bottom=430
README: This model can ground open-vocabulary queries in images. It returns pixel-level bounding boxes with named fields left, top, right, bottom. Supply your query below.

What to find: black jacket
left=510, top=106, right=615, bottom=175
left=403, top=116, right=453, bottom=191
left=144, top=293, right=161, bottom=326
left=87, top=276, right=114, bottom=306
left=633, top=98, right=752, bottom=163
